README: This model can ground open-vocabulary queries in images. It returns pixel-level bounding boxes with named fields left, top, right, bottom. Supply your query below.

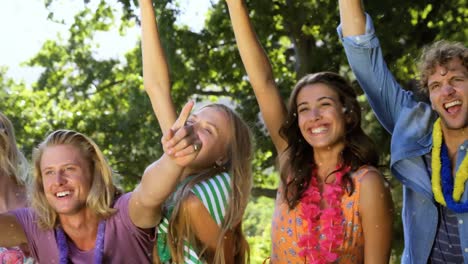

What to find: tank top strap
left=190, top=172, right=231, bottom=225
left=350, top=165, right=381, bottom=192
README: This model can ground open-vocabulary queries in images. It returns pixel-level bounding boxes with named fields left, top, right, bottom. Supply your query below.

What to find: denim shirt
left=337, top=14, right=468, bottom=264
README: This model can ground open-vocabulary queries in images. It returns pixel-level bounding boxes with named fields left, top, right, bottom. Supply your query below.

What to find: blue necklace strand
left=440, top=143, right=468, bottom=213
left=56, top=220, right=106, bottom=264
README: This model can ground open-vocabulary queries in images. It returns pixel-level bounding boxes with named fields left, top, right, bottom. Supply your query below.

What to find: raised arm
left=0, top=214, right=27, bottom=247
left=226, top=0, right=287, bottom=154
left=339, top=0, right=366, bottom=37
left=140, top=0, right=177, bottom=132
left=337, top=0, right=426, bottom=133
left=129, top=102, right=198, bottom=228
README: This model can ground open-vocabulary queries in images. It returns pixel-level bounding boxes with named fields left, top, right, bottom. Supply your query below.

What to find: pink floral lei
left=298, top=166, right=350, bottom=264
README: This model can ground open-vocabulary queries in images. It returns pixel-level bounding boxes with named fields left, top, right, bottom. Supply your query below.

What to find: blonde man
left=0, top=101, right=199, bottom=264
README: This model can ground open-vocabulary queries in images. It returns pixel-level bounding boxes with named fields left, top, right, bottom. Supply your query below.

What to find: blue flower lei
left=56, top=220, right=106, bottom=264
left=440, top=143, right=468, bottom=213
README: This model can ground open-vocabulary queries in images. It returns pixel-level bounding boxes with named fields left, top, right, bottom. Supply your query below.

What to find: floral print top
left=269, top=167, right=377, bottom=263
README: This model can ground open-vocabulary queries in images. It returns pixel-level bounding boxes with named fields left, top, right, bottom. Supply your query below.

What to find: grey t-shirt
left=11, top=192, right=155, bottom=264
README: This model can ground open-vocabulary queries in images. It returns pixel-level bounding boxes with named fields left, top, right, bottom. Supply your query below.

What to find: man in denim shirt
left=337, top=0, right=468, bottom=263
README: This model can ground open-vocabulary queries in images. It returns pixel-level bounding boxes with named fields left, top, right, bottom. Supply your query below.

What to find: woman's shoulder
left=350, top=165, right=382, bottom=181
left=188, top=172, right=232, bottom=225
left=347, top=165, right=387, bottom=195
left=351, top=165, right=390, bottom=198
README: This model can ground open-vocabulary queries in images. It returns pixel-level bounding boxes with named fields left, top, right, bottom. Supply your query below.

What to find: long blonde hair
left=166, top=104, right=253, bottom=264
left=0, top=112, right=28, bottom=185
left=31, top=129, right=119, bottom=229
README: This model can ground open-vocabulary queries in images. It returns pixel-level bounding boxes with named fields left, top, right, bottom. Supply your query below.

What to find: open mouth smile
left=55, top=190, right=72, bottom=198
left=309, top=126, right=329, bottom=134
left=443, top=100, right=462, bottom=114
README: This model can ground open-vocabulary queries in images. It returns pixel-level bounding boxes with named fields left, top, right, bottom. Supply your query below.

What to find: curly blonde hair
left=418, top=40, right=468, bottom=94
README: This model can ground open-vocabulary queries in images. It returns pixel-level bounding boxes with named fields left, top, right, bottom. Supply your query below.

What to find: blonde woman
left=0, top=112, right=33, bottom=264
left=0, top=112, right=27, bottom=215
left=140, top=0, right=253, bottom=263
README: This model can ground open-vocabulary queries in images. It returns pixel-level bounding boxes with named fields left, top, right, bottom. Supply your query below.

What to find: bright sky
left=0, top=0, right=213, bottom=85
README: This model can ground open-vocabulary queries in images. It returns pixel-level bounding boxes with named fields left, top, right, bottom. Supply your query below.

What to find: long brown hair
left=31, top=130, right=119, bottom=229
left=279, top=72, right=379, bottom=209
left=166, top=104, right=253, bottom=264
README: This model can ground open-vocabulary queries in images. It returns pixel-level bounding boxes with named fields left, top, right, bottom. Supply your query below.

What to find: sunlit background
left=0, top=0, right=212, bottom=84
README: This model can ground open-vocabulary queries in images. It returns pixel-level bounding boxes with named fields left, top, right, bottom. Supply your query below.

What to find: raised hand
left=161, top=101, right=202, bottom=167
left=225, top=0, right=288, bottom=154
left=140, top=0, right=177, bottom=133
left=130, top=101, right=201, bottom=228
left=339, top=0, right=366, bottom=37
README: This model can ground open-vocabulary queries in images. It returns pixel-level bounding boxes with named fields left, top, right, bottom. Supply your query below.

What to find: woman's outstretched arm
left=129, top=101, right=199, bottom=228
left=226, top=0, right=288, bottom=155
left=140, top=0, right=177, bottom=132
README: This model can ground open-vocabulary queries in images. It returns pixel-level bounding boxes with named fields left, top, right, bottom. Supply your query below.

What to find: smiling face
left=296, top=83, right=347, bottom=152
left=428, top=58, right=468, bottom=131
left=185, top=106, right=233, bottom=171
left=40, top=144, right=92, bottom=216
